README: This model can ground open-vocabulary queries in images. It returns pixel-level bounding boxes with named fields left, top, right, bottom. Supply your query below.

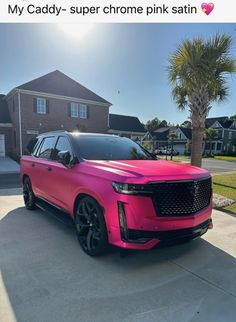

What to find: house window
left=229, top=131, right=232, bottom=140
left=12, top=99, right=15, bottom=112
left=217, top=143, right=222, bottom=150
left=37, top=98, right=46, bottom=114
left=79, top=104, right=87, bottom=119
left=70, top=103, right=79, bottom=118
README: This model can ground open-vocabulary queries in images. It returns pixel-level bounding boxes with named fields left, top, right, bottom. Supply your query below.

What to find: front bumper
left=124, top=218, right=212, bottom=243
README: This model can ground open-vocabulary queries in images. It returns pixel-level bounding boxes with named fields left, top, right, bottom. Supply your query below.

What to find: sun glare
left=58, top=24, right=94, bottom=40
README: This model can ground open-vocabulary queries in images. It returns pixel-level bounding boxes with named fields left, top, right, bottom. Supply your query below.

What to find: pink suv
left=21, top=131, right=213, bottom=256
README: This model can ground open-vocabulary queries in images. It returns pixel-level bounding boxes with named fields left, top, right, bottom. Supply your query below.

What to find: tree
left=145, top=117, right=161, bottom=132
left=168, top=34, right=236, bottom=167
left=181, top=120, right=192, bottom=128
left=159, top=120, right=168, bottom=128
left=168, top=131, right=177, bottom=160
left=204, top=128, right=218, bottom=155
left=229, top=114, right=236, bottom=121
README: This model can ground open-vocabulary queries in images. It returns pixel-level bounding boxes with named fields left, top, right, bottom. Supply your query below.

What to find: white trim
left=8, top=88, right=111, bottom=108
left=0, top=134, right=6, bottom=157
left=176, top=128, right=187, bottom=140
left=70, top=102, right=79, bottom=118
left=210, top=121, right=223, bottom=129
left=142, top=131, right=153, bottom=140
left=0, top=123, right=12, bottom=127
left=79, top=103, right=87, bottom=119
left=108, top=129, right=145, bottom=136
left=230, top=120, right=236, bottom=129
left=17, top=90, right=23, bottom=157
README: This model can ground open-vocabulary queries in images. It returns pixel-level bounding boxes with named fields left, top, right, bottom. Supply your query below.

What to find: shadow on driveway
left=1, top=207, right=236, bottom=322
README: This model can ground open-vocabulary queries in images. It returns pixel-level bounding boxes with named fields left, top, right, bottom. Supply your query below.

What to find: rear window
left=74, top=136, right=154, bottom=160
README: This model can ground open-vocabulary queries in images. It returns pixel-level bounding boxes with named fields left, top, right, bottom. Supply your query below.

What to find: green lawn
left=213, top=156, right=236, bottom=162
left=212, top=174, right=236, bottom=214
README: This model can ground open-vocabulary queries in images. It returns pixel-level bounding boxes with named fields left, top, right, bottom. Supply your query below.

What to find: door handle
left=31, top=163, right=35, bottom=168
left=47, top=167, right=52, bottom=172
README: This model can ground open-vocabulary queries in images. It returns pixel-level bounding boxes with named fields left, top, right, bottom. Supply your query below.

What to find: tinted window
left=26, top=137, right=39, bottom=154
left=36, top=136, right=56, bottom=159
left=74, top=136, right=154, bottom=160
left=53, top=136, right=73, bottom=161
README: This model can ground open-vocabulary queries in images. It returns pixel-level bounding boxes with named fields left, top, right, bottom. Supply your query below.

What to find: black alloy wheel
left=75, top=196, right=109, bottom=256
left=23, top=177, right=36, bottom=210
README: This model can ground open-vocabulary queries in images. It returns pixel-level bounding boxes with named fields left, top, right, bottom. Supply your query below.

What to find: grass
left=213, top=156, right=236, bottom=162
left=212, top=174, right=236, bottom=214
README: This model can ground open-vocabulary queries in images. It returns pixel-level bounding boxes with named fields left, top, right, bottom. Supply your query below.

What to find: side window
left=27, top=137, right=39, bottom=155
left=35, top=137, right=57, bottom=160
left=53, top=136, right=73, bottom=161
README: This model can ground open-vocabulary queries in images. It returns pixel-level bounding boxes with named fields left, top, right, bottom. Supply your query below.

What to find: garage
left=0, top=134, right=5, bottom=157
left=173, top=143, right=185, bottom=155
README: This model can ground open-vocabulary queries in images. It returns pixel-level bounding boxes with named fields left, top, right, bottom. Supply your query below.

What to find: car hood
left=81, top=160, right=210, bottom=183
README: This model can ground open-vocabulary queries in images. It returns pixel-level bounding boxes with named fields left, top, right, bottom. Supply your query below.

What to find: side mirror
left=57, top=151, right=72, bottom=167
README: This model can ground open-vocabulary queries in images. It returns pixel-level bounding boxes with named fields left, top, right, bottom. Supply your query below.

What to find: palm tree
left=203, top=128, right=218, bottom=155
left=168, top=34, right=236, bottom=167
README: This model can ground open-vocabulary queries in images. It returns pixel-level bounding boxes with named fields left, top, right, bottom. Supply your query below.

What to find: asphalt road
left=201, top=159, right=236, bottom=174
left=0, top=173, right=21, bottom=189
left=0, top=189, right=236, bottom=322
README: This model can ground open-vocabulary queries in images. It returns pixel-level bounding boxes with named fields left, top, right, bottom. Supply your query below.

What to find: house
left=142, top=127, right=191, bottom=155
left=108, top=114, right=145, bottom=140
left=0, top=95, right=12, bottom=157
left=142, top=116, right=236, bottom=155
left=204, top=116, right=236, bottom=153
left=0, top=70, right=111, bottom=159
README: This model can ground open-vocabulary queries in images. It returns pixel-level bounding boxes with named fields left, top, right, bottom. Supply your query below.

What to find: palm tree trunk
left=191, top=128, right=204, bottom=167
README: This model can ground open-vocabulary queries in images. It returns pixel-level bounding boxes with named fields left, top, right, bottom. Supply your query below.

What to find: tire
left=75, top=196, right=109, bottom=256
left=23, top=177, right=36, bottom=210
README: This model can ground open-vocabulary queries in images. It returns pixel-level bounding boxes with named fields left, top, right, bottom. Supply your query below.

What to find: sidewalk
left=0, top=157, right=20, bottom=174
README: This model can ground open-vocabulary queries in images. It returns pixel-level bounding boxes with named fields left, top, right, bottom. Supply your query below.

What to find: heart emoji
left=201, top=3, right=214, bottom=15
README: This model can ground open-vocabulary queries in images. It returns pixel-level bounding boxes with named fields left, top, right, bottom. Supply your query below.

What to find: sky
left=0, top=23, right=236, bottom=125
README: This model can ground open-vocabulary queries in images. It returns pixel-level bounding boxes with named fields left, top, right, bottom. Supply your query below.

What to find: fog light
left=118, top=201, right=128, bottom=241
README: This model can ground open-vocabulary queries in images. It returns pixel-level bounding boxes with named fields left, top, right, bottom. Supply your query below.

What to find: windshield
left=73, top=135, right=155, bottom=160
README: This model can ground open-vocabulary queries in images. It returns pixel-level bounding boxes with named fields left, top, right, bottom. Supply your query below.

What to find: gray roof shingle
left=109, top=114, right=145, bottom=133
left=17, top=70, right=111, bottom=105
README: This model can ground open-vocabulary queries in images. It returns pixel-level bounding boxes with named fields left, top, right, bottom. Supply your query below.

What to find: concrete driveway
left=0, top=189, right=236, bottom=322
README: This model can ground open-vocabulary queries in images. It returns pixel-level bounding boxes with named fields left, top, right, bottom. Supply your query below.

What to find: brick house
left=0, top=70, right=111, bottom=159
left=0, top=95, right=12, bottom=157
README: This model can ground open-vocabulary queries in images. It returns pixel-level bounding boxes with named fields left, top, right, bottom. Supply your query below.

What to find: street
left=0, top=188, right=236, bottom=322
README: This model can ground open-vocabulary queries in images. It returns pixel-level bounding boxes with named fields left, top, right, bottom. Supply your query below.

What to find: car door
left=30, top=135, right=57, bottom=200
left=43, top=135, right=75, bottom=212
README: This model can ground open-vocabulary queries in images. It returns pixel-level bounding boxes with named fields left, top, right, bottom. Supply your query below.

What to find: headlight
left=112, top=182, right=153, bottom=195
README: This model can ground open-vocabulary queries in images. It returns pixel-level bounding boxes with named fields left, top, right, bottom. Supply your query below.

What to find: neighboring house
left=142, top=116, right=236, bottom=155
left=108, top=114, right=145, bottom=141
left=1, top=70, right=111, bottom=159
left=204, top=117, right=236, bottom=153
left=0, top=95, right=12, bottom=157
left=142, top=127, right=191, bottom=155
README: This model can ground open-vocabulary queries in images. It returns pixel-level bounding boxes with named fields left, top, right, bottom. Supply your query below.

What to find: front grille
left=152, top=177, right=212, bottom=216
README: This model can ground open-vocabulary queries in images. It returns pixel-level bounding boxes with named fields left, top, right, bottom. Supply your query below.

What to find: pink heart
left=201, top=3, right=214, bottom=15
